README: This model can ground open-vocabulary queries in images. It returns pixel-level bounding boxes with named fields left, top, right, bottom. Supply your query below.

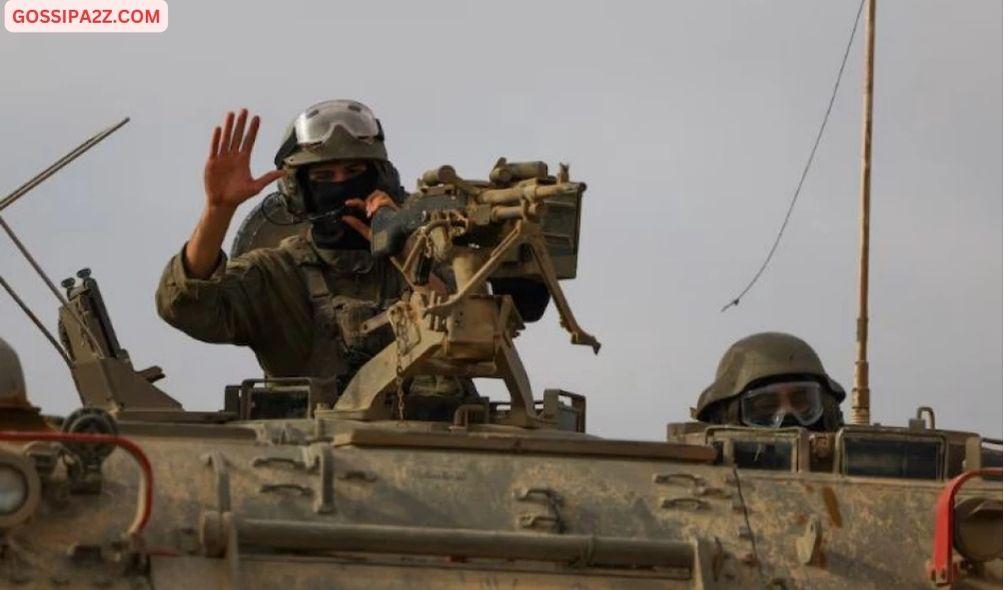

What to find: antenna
left=850, top=0, right=877, bottom=425
left=0, top=118, right=129, bottom=212
left=0, top=118, right=130, bottom=360
left=0, top=274, right=71, bottom=368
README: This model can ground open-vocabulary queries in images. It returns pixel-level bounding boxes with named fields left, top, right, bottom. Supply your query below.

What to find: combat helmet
left=0, top=337, right=27, bottom=408
left=272, top=99, right=402, bottom=217
left=0, top=336, right=46, bottom=429
left=694, top=332, right=845, bottom=424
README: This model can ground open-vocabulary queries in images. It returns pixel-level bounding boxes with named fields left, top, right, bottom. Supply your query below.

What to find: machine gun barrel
left=478, top=182, right=585, bottom=207
left=488, top=160, right=549, bottom=184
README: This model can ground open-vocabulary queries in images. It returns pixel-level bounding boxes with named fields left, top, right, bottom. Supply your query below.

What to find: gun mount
left=331, top=159, right=599, bottom=427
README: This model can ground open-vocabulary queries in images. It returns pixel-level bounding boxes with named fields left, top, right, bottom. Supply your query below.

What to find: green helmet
left=694, top=332, right=845, bottom=422
left=273, top=100, right=390, bottom=215
left=0, top=336, right=26, bottom=407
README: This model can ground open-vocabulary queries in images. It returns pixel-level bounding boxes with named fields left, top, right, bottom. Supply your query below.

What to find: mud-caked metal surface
left=0, top=414, right=1000, bottom=589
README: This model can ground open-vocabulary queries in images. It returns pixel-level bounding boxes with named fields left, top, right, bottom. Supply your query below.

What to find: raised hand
left=184, top=109, right=284, bottom=278
left=204, top=109, right=284, bottom=210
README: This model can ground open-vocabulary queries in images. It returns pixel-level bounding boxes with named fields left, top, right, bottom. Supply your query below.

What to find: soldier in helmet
left=694, top=332, right=845, bottom=431
left=155, top=101, right=471, bottom=402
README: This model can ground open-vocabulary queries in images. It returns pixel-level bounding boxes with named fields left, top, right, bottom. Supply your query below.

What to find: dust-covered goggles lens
left=293, top=100, right=383, bottom=148
left=739, top=381, right=824, bottom=428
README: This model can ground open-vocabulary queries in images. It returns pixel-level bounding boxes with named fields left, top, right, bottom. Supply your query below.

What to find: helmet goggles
left=293, top=100, right=383, bottom=149
left=739, top=381, right=824, bottom=428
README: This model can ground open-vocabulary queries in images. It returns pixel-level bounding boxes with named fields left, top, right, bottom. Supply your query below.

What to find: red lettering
left=8, top=2, right=166, bottom=29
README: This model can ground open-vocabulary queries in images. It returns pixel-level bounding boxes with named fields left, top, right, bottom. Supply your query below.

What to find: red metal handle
left=927, top=468, right=1002, bottom=586
left=0, top=430, right=153, bottom=538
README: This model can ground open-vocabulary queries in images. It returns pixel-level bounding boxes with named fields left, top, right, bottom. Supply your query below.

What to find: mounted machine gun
left=330, top=159, right=599, bottom=427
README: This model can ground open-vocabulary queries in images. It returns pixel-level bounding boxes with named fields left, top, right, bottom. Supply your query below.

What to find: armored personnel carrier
left=0, top=135, right=1000, bottom=589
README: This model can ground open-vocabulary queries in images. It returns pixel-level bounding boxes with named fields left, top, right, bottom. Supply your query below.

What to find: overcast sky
left=0, top=0, right=1000, bottom=439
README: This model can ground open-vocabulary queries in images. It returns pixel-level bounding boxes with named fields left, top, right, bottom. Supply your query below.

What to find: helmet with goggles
left=694, top=332, right=845, bottom=426
left=273, top=100, right=390, bottom=217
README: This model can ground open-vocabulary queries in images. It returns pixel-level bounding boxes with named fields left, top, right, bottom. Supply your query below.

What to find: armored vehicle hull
left=0, top=409, right=999, bottom=589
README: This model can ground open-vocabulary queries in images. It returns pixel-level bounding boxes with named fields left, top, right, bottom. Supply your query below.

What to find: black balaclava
left=303, top=163, right=379, bottom=250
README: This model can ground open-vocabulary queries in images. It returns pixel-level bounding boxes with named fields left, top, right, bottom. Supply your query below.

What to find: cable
left=0, top=274, right=72, bottom=368
left=258, top=192, right=306, bottom=226
left=258, top=192, right=351, bottom=227
left=721, top=0, right=866, bottom=312
left=731, top=466, right=764, bottom=579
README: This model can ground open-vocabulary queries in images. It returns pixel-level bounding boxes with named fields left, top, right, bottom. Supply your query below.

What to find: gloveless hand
left=340, top=191, right=448, bottom=294
left=341, top=190, right=399, bottom=241
left=204, top=109, right=285, bottom=210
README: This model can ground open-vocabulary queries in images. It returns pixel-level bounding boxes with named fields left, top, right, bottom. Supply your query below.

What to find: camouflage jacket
left=156, top=234, right=462, bottom=396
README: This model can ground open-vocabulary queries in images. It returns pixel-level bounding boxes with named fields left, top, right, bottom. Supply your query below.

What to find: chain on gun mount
left=329, top=158, right=598, bottom=428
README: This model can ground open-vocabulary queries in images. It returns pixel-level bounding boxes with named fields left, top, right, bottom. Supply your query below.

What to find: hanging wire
left=258, top=191, right=351, bottom=227
left=732, top=466, right=764, bottom=580
left=0, top=274, right=72, bottom=368
left=721, top=0, right=867, bottom=312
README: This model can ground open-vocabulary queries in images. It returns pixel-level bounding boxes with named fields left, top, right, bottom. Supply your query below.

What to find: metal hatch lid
left=333, top=429, right=716, bottom=462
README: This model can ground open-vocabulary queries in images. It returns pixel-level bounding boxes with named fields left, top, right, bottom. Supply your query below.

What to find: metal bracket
left=251, top=455, right=306, bottom=471
left=258, top=483, right=312, bottom=497
left=201, top=451, right=232, bottom=513
left=796, top=515, right=823, bottom=565
left=514, top=486, right=566, bottom=533
left=661, top=497, right=710, bottom=511
left=654, top=472, right=706, bottom=487
left=518, top=514, right=564, bottom=531
left=514, top=487, right=564, bottom=504
left=302, top=446, right=335, bottom=514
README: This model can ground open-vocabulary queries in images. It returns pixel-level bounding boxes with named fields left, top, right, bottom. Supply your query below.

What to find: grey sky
left=0, top=0, right=1000, bottom=439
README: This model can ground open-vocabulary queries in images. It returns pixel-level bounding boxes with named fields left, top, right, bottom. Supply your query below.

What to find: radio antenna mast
left=850, top=0, right=876, bottom=425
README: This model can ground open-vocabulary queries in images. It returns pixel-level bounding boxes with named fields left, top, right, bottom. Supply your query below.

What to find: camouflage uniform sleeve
left=155, top=244, right=270, bottom=346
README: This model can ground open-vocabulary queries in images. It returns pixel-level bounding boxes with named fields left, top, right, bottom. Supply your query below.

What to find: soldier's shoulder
left=226, top=236, right=312, bottom=273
